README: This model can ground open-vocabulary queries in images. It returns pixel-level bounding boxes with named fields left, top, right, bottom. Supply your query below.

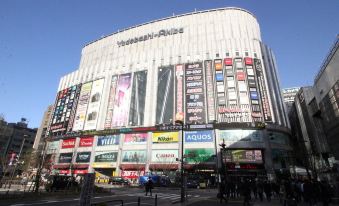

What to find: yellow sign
left=92, top=162, right=116, bottom=168
left=152, top=132, right=179, bottom=143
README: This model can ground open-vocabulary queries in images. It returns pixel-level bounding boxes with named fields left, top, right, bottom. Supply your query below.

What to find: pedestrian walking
left=241, top=179, right=251, bottom=206
left=263, top=180, right=272, bottom=202
left=218, top=181, right=228, bottom=203
left=257, top=180, right=264, bottom=202
left=145, top=177, right=153, bottom=196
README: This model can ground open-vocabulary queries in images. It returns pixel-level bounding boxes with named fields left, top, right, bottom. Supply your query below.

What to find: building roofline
left=314, top=35, right=339, bottom=83
left=83, top=7, right=257, bottom=48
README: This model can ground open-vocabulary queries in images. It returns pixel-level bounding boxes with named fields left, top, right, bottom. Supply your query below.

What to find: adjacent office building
left=46, top=8, right=291, bottom=181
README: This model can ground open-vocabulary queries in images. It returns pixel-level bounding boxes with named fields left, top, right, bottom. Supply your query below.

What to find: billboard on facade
left=254, top=59, right=272, bottom=122
left=204, top=60, right=216, bottom=122
left=73, top=82, right=93, bottom=131
left=61, top=138, right=76, bottom=149
left=184, top=130, right=213, bottom=143
left=152, top=132, right=179, bottom=143
left=156, top=66, right=174, bottom=124
left=84, top=78, right=105, bottom=130
left=104, top=76, right=118, bottom=129
left=185, top=62, right=206, bottom=124
left=124, top=133, right=147, bottom=144
left=129, top=71, right=147, bottom=126
left=76, top=152, right=91, bottom=163
left=219, top=130, right=263, bottom=146
left=111, top=73, right=132, bottom=127
left=46, top=141, right=60, bottom=154
left=151, top=150, right=178, bottom=163
left=224, top=150, right=263, bottom=163
left=59, top=153, right=73, bottom=163
left=175, top=65, right=184, bottom=122
left=121, top=150, right=146, bottom=163
left=184, top=148, right=215, bottom=163
left=97, top=135, right=120, bottom=146
left=94, top=151, right=118, bottom=162
left=79, top=137, right=94, bottom=147
left=49, top=84, right=81, bottom=134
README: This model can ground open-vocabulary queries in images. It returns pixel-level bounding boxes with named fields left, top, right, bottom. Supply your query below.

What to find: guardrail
left=91, top=199, right=124, bottom=206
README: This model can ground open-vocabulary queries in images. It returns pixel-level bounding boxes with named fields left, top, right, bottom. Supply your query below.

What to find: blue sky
left=0, top=0, right=338, bottom=128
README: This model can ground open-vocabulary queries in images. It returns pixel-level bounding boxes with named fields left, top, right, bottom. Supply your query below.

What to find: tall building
left=282, top=87, right=300, bottom=113
left=46, top=8, right=290, bottom=181
left=33, top=105, right=54, bottom=151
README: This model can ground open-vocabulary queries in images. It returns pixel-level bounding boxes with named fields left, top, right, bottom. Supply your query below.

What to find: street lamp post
left=175, top=120, right=185, bottom=203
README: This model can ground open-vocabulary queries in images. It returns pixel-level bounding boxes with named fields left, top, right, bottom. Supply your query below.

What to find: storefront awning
left=149, top=164, right=178, bottom=170
left=120, top=164, right=145, bottom=170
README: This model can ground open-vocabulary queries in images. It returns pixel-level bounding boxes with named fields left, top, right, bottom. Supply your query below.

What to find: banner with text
left=152, top=132, right=179, bottom=143
left=121, top=150, right=146, bottom=163
left=151, top=150, right=178, bottom=163
left=124, top=133, right=147, bottom=144
left=97, top=135, right=120, bottom=146
left=184, top=148, right=215, bottom=164
left=184, top=130, right=213, bottom=143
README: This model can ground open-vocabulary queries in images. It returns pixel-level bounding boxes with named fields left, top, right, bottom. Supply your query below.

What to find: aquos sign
left=184, top=130, right=213, bottom=143
left=117, top=28, right=184, bottom=47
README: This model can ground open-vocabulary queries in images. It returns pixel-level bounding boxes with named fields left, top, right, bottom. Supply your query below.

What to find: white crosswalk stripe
left=126, top=192, right=199, bottom=201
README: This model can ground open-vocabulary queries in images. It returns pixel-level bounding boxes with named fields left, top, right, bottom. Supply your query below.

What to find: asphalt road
left=1, top=187, right=217, bottom=206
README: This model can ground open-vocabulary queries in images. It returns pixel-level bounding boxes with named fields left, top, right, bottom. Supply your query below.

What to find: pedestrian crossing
left=126, top=192, right=200, bottom=201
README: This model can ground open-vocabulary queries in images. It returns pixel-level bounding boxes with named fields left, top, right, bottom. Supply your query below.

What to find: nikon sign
left=152, top=132, right=179, bottom=143
left=117, top=28, right=184, bottom=47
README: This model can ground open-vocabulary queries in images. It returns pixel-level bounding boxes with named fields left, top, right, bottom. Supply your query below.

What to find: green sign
left=184, top=148, right=215, bottom=163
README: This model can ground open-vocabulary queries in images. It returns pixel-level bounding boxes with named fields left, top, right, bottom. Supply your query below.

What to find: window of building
left=216, top=53, right=219, bottom=58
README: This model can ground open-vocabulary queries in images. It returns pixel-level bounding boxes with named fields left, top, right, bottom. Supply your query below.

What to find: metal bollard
left=155, top=194, right=157, bottom=206
left=138, top=196, right=141, bottom=206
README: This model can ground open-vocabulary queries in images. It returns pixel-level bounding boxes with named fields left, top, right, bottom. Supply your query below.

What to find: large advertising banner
left=224, top=150, right=263, bottom=163
left=61, top=138, right=76, bottom=149
left=185, top=62, right=206, bottom=124
left=184, top=148, right=215, bottom=163
left=122, top=171, right=145, bottom=179
left=79, top=137, right=94, bottom=147
left=219, top=130, right=263, bottom=147
left=111, top=73, right=132, bottom=127
left=254, top=59, right=272, bottom=122
left=129, top=71, right=147, bottom=126
left=151, top=150, right=178, bottom=163
left=175, top=65, right=184, bottom=121
left=184, top=130, right=213, bottom=143
left=59, top=153, right=73, bottom=163
left=124, top=133, right=147, bottom=144
left=84, top=78, right=105, bottom=130
left=73, top=82, right=93, bottom=131
left=156, top=66, right=174, bottom=124
left=94, top=151, right=118, bottom=162
left=204, top=60, right=216, bottom=122
left=97, top=135, right=120, bottom=146
left=76, top=152, right=91, bottom=163
left=104, top=76, right=118, bottom=129
left=50, top=84, right=81, bottom=134
left=152, top=132, right=179, bottom=143
left=121, top=150, right=146, bottom=163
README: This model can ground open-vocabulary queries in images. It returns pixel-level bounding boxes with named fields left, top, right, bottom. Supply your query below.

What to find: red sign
left=121, top=170, right=145, bottom=179
left=237, top=72, right=246, bottom=81
left=79, top=137, right=94, bottom=147
left=62, top=138, right=76, bottom=149
left=74, top=170, right=88, bottom=174
left=244, top=57, right=253, bottom=65
left=224, top=58, right=233, bottom=66
left=59, top=170, right=70, bottom=174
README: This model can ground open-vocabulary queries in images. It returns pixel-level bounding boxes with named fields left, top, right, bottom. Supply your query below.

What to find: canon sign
left=117, top=28, right=184, bottom=47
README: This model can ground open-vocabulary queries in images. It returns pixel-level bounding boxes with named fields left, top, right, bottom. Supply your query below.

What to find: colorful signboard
left=121, top=150, right=146, bottom=163
left=175, top=65, right=184, bottom=122
left=76, top=152, right=91, bottom=163
left=204, top=60, right=216, bottom=122
left=73, top=82, right=93, bottom=131
left=112, top=73, right=132, bottom=127
left=79, top=137, right=94, bottom=147
left=61, top=138, right=76, bottom=149
left=151, top=150, right=178, bottom=163
left=184, top=149, right=215, bottom=163
left=219, top=130, right=263, bottom=145
left=104, top=76, right=118, bottom=129
left=59, top=153, right=73, bottom=163
left=84, top=78, right=105, bottom=130
left=185, top=62, right=206, bottom=124
left=122, top=170, right=145, bottom=179
left=94, top=152, right=118, bottom=162
left=224, top=150, right=263, bottom=163
left=97, top=135, right=120, bottom=146
left=46, top=141, right=60, bottom=154
left=152, top=132, right=179, bottom=143
left=124, top=133, right=147, bottom=144
left=184, top=130, right=213, bottom=143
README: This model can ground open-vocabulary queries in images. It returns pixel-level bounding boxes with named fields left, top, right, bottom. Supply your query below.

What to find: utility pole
left=33, top=138, right=48, bottom=193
